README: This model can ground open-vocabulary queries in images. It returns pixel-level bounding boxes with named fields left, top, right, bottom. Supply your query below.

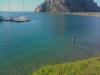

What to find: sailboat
left=14, top=16, right=30, bottom=22
left=14, top=1, right=30, bottom=22
left=0, top=0, right=30, bottom=22
left=3, top=0, right=15, bottom=22
left=3, top=16, right=15, bottom=21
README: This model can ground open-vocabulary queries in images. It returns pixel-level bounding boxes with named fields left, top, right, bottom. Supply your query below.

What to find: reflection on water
left=0, top=12, right=100, bottom=75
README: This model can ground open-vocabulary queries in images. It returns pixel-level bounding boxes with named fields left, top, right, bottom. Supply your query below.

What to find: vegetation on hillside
left=35, top=0, right=100, bottom=12
left=32, top=57, right=100, bottom=75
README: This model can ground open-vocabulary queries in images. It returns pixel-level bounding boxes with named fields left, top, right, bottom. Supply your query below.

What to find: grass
left=32, top=57, right=100, bottom=75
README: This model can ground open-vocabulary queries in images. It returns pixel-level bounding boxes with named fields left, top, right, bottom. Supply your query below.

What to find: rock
left=35, top=0, right=100, bottom=12
left=35, top=0, right=70, bottom=13
left=35, top=5, right=42, bottom=12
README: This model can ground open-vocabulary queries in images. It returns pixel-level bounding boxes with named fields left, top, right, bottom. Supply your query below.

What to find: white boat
left=14, top=16, right=30, bottom=22
left=1, top=0, right=30, bottom=23
left=3, top=16, right=15, bottom=22
left=14, top=1, right=30, bottom=23
left=2, top=0, right=15, bottom=22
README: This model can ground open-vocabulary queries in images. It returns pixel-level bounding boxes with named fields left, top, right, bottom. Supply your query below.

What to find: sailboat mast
left=22, top=0, right=24, bottom=12
left=8, top=0, right=11, bottom=11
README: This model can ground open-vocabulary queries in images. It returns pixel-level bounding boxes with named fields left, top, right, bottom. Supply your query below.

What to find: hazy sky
left=0, top=0, right=44, bottom=11
left=94, top=0, right=100, bottom=6
left=0, top=0, right=99, bottom=11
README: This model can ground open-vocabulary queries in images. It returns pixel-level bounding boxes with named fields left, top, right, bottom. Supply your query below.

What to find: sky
left=0, top=0, right=44, bottom=11
left=0, top=0, right=100, bottom=11
left=94, top=0, right=100, bottom=6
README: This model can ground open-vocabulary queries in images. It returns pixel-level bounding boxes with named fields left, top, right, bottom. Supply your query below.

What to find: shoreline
left=34, top=12, right=100, bottom=17
left=49, top=12, right=100, bottom=17
left=67, top=12, right=100, bottom=17
left=1, top=11, right=100, bottom=17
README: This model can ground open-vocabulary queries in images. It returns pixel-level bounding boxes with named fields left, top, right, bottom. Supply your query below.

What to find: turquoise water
left=0, top=12, right=100, bottom=75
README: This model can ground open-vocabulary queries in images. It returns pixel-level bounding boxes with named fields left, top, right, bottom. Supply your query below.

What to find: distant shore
left=1, top=11, right=100, bottom=17
left=67, top=12, right=100, bottom=17
left=35, top=12, right=100, bottom=17
left=54, top=12, right=100, bottom=17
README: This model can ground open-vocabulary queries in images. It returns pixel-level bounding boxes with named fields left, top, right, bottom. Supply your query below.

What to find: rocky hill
left=35, top=0, right=100, bottom=12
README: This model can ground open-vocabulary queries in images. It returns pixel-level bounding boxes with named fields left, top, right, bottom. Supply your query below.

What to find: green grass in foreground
left=32, top=57, right=100, bottom=75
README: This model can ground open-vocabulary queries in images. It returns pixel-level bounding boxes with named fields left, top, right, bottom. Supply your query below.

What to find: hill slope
left=35, top=0, right=100, bottom=12
left=32, top=57, right=100, bottom=75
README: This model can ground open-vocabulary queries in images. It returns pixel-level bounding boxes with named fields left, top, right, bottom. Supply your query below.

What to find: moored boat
left=14, top=16, right=30, bottom=22
left=14, top=1, right=30, bottom=23
left=0, top=0, right=31, bottom=23
left=3, top=16, right=15, bottom=22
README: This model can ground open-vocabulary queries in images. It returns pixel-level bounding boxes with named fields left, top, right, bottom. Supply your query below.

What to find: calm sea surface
left=0, top=12, right=100, bottom=75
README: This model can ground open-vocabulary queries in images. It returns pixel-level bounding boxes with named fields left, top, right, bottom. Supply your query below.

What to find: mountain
left=35, top=0, right=100, bottom=12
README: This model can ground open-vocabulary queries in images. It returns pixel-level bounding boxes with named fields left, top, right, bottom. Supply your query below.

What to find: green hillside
left=32, top=57, right=100, bottom=75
